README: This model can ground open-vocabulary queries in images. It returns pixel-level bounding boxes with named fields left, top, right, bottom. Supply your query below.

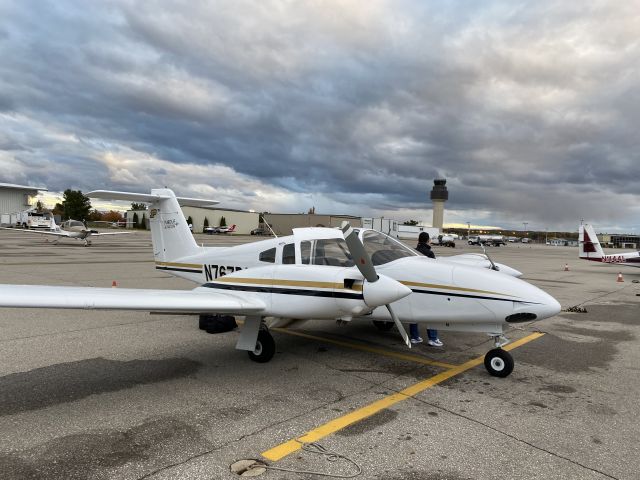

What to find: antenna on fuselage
left=481, top=243, right=500, bottom=271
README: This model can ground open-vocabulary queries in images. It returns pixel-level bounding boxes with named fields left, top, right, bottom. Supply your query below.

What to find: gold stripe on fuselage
left=155, top=261, right=202, bottom=269
left=400, top=280, right=518, bottom=298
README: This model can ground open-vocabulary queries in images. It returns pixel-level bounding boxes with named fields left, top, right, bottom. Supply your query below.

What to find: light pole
left=545, top=227, right=548, bottom=245
left=523, top=222, right=528, bottom=236
left=467, top=221, right=471, bottom=239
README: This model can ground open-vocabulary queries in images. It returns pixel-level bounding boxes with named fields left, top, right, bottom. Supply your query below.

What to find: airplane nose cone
left=537, top=291, right=562, bottom=319
left=508, top=287, right=561, bottom=323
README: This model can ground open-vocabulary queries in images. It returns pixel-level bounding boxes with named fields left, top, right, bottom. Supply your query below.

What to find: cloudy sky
left=1, top=1, right=639, bottom=231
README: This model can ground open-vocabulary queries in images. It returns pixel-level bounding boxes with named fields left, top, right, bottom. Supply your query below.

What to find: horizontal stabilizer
left=0, top=285, right=265, bottom=314
left=87, top=190, right=219, bottom=207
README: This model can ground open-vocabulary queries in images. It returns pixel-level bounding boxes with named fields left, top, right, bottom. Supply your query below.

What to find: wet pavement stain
left=336, top=408, right=399, bottom=436
left=555, top=325, right=634, bottom=342
left=516, top=334, right=618, bottom=373
left=0, top=416, right=212, bottom=480
left=0, top=357, right=201, bottom=416
left=538, top=384, right=576, bottom=394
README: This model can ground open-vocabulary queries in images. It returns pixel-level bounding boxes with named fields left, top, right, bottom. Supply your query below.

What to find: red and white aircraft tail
left=579, top=223, right=640, bottom=267
left=579, top=223, right=604, bottom=260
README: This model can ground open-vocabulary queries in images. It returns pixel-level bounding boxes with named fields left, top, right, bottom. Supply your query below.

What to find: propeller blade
left=342, top=224, right=378, bottom=283
left=386, top=304, right=410, bottom=348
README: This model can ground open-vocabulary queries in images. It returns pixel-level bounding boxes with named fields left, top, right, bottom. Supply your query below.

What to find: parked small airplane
left=204, top=224, right=237, bottom=234
left=579, top=223, right=640, bottom=267
left=0, top=189, right=560, bottom=377
left=0, top=217, right=131, bottom=246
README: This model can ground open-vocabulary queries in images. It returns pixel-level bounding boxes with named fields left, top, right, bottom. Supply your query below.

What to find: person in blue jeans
left=410, top=232, right=443, bottom=347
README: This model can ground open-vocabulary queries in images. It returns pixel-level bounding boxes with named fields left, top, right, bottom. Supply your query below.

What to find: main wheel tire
left=372, top=320, right=394, bottom=331
left=248, top=329, right=276, bottom=363
left=484, top=348, right=514, bottom=377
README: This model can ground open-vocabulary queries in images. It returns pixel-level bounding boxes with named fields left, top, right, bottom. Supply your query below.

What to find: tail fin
left=88, top=188, right=218, bottom=262
left=579, top=223, right=604, bottom=259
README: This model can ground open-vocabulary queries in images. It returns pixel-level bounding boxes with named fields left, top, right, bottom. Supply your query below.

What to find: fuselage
left=156, top=228, right=560, bottom=334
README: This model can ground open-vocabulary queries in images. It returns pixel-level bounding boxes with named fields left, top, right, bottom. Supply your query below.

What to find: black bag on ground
left=199, top=314, right=237, bottom=333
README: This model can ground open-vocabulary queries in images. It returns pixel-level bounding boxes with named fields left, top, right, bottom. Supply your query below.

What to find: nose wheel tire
left=248, top=329, right=276, bottom=363
left=372, top=320, right=394, bottom=331
left=484, top=348, right=514, bottom=377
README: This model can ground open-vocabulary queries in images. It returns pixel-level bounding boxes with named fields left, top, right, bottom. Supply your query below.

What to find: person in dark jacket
left=410, top=232, right=443, bottom=347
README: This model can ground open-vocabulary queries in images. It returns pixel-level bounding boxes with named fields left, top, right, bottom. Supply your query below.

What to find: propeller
left=342, top=224, right=412, bottom=348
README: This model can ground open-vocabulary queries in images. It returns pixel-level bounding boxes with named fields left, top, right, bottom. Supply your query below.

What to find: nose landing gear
left=484, top=334, right=514, bottom=377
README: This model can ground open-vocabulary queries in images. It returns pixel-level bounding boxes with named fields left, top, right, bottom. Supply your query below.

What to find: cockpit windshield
left=362, top=230, right=418, bottom=266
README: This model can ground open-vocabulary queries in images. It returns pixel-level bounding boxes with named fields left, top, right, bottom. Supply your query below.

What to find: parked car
left=250, top=227, right=268, bottom=235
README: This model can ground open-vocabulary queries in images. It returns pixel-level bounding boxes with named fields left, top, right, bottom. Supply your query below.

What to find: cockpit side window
left=259, top=247, right=276, bottom=263
left=282, top=243, right=296, bottom=264
left=362, top=230, right=417, bottom=266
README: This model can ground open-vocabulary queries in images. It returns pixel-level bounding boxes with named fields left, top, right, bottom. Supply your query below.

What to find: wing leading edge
left=0, top=227, right=69, bottom=237
left=0, top=285, right=265, bottom=314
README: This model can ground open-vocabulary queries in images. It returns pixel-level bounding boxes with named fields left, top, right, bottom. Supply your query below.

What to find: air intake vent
left=505, top=313, right=537, bottom=323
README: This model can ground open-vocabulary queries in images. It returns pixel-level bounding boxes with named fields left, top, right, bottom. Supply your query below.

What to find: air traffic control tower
left=430, top=179, right=448, bottom=229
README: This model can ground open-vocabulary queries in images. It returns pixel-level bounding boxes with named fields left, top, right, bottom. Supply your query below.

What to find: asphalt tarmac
left=0, top=229, right=638, bottom=479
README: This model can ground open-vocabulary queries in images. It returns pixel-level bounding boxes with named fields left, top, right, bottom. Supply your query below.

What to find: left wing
left=0, top=285, right=265, bottom=314
left=0, top=227, right=69, bottom=237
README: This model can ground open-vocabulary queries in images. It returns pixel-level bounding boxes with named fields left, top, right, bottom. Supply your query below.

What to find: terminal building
left=599, top=233, right=640, bottom=249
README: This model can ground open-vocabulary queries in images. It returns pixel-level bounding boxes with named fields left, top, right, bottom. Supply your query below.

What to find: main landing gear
left=484, top=335, right=514, bottom=377
left=235, top=316, right=276, bottom=363
left=248, top=328, right=275, bottom=363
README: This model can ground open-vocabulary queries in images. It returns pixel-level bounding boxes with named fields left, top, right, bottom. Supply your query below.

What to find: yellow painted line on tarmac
left=261, top=332, right=544, bottom=462
left=271, top=327, right=456, bottom=369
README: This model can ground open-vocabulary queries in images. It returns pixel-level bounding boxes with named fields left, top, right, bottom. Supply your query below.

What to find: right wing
left=0, top=227, right=69, bottom=237
left=0, top=285, right=265, bottom=314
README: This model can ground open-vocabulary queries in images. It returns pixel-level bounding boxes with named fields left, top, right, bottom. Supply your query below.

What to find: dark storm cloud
left=1, top=0, right=639, bottom=230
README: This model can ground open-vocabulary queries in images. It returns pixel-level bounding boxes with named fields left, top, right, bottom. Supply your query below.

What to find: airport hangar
left=0, top=183, right=47, bottom=220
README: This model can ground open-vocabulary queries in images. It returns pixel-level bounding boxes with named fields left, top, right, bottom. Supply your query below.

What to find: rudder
left=579, top=224, right=604, bottom=259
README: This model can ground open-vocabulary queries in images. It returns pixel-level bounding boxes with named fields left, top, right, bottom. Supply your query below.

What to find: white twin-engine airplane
left=0, top=217, right=131, bottom=246
left=0, top=189, right=561, bottom=377
left=579, top=223, right=640, bottom=267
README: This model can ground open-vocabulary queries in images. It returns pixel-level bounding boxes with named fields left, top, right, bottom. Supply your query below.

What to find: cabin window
left=310, top=239, right=354, bottom=267
left=282, top=243, right=296, bottom=264
left=259, top=247, right=276, bottom=263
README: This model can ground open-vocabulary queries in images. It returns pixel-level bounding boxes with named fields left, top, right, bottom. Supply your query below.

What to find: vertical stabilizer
left=579, top=224, right=604, bottom=259
left=148, top=189, right=201, bottom=262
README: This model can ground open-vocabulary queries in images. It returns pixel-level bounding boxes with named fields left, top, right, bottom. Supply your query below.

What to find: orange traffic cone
left=617, top=272, right=624, bottom=283
left=564, top=264, right=569, bottom=271
left=112, top=280, right=118, bottom=288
